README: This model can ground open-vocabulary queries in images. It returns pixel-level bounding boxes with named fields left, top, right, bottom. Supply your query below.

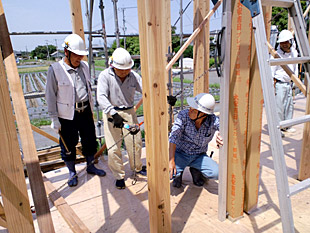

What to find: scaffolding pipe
left=99, top=0, right=109, bottom=68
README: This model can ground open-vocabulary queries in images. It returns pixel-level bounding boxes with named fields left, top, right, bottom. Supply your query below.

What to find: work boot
left=116, top=179, right=126, bottom=189
left=86, top=155, right=106, bottom=176
left=137, top=165, right=147, bottom=176
left=189, top=167, right=205, bottom=187
left=65, top=160, right=78, bottom=187
left=172, top=171, right=183, bottom=188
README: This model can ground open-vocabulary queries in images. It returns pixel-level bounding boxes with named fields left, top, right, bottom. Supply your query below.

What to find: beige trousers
left=103, top=108, right=142, bottom=180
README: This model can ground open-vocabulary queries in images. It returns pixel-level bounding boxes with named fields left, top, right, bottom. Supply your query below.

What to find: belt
left=114, top=106, right=133, bottom=110
left=274, top=79, right=289, bottom=84
left=75, top=100, right=89, bottom=113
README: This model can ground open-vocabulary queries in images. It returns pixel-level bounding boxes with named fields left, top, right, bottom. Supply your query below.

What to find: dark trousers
left=59, top=105, right=97, bottom=161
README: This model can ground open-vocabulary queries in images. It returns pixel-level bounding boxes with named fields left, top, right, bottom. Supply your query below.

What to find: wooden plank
left=0, top=47, right=34, bottom=232
left=42, top=174, right=90, bottom=233
left=137, top=1, right=171, bottom=232
left=226, top=0, right=252, bottom=219
left=193, top=0, right=210, bottom=95
left=0, top=2, right=55, bottom=232
left=299, top=81, right=310, bottom=180
left=69, top=0, right=85, bottom=40
left=244, top=6, right=270, bottom=213
left=166, top=0, right=222, bottom=71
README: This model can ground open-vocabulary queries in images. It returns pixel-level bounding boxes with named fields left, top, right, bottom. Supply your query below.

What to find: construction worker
left=46, top=34, right=106, bottom=187
left=272, top=29, right=298, bottom=134
left=97, top=47, right=146, bottom=189
left=169, top=93, right=223, bottom=188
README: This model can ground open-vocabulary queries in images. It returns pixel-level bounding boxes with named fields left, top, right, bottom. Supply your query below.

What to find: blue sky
left=3, top=0, right=222, bottom=52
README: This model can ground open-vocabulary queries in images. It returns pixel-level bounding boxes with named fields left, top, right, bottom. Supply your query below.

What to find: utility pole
left=45, top=40, right=50, bottom=60
left=112, top=0, right=120, bottom=47
left=99, top=0, right=109, bottom=68
left=54, top=39, right=58, bottom=59
left=180, top=0, right=184, bottom=110
left=121, top=8, right=126, bottom=49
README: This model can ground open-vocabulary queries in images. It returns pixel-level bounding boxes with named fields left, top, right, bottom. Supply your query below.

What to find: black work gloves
left=112, top=113, right=127, bottom=128
left=167, top=95, right=177, bottom=106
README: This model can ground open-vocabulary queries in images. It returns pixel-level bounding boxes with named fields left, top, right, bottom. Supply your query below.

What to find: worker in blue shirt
left=169, top=93, right=223, bottom=188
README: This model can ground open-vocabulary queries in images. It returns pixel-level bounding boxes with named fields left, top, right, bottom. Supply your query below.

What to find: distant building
left=51, top=51, right=65, bottom=61
left=181, top=58, right=193, bottom=69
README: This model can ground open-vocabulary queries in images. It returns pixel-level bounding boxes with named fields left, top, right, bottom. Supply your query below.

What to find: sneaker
left=286, top=127, right=296, bottom=133
left=137, top=165, right=147, bottom=176
left=172, top=172, right=183, bottom=188
left=115, top=179, right=126, bottom=189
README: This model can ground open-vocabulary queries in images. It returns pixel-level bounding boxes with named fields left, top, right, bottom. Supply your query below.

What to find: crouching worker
left=97, top=48, right=146, bottom=190
left=169, top=93, right=223, bottom=188
left=46, top=34, right=106, bottom=187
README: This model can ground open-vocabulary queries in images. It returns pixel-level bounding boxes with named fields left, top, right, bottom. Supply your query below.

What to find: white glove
left=51, top=118, right=61, bottom=133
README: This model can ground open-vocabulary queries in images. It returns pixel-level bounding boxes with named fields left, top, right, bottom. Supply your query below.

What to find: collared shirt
left=169, top=109, right=220, bottom=155
left=97, top=67, right=142, bottom=115
left=271, top=47, right=298, bottom=83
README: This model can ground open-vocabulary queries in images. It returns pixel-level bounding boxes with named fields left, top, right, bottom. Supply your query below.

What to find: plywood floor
left=2, top=94, right=310, bottom=233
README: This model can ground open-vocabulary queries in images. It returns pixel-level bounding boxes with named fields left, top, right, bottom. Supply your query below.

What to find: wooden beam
left=299, top=81, right=310, bottom=180
left=137, top=0, right=171, bottom=232
left=193, top=0, right=210, bottom=95
left=166, top=0, right=222, bottom=71
left=226, top=0, right=252, bottom=220
left=42, top=174, right=90, bottom=233
left=0, top=2, right=55, bottom=232
left=244, top=6, right=270, bottom=213
left=69, top=0, right=85, bottom=40
left=0, top=47, right=34, bottom=232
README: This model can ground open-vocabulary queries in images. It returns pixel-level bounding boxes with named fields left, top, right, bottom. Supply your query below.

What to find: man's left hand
left=215, top=131, right=223, bottom=148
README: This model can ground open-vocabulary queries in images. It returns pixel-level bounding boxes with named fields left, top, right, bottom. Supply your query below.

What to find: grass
left=18, top=66, right=49, bottom=74
left=31, top=118, right=51, bottom=127
left=173, top=77, right=192, bottom=83
left=94, top=59, right=107, bottom=67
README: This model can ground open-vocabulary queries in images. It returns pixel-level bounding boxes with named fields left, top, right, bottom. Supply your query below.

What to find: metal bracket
left=240, top=0, right=260, bottom=17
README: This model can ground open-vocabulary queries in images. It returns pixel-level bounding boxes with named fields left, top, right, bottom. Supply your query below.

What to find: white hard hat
left=277, top=30, right=294, bottom=43
left=187, top=93, right=215, bottom=114
left=111, top=48, right=134, bottom=70
left=62, top=34, right=88, bottom=56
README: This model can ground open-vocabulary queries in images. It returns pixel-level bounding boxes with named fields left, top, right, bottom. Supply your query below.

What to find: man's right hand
left=51, top=118, right=61, bottom=133
left=112, top=113, right=127, bottom=128
left=169, top=159, right=177, bottom=179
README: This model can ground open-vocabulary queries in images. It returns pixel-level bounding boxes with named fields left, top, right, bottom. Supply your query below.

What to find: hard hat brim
left=62, top=42, right=89, bottom=56
left=112, top=59, right=134, bottom=70
left=187, top=96, right=214, bottom=115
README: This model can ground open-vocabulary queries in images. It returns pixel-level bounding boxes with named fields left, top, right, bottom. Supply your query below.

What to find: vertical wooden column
left=0, top=48, right=35, bottom=232
left=226, top=0, right=252, bottom=219
left=137, top=1, right=171, bottom=232
left=0, top=1, right=55, bottom=232
left=243, top=6, right=270, bottom=213
left=193, top=0, right=210, bottom=95
left=69, top=0, right=87, bottom=61
left=69, top=0, right=85, bottom=39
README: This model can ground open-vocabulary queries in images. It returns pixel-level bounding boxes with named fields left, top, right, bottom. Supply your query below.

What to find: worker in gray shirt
left=46, top=34, right=106, bottom=187
left=97, top=47, right=146, bottom=189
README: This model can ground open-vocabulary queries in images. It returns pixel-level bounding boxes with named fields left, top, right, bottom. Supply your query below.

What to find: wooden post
left=69, top=0, right=87, bottom=61
left=193, top=0, right=210, bottom=95
left=243, top=6, right=270, bottom=213
left=69, top=0, right=85, bottom=39
left=226, top=0, right=252, bottom=219
left=0, top=1, right=55, bottom=232
left=0, top=48, right=35, bottom=232
left=299, top=82, right=310, bottom=180
left=137, top=0, right=171, bottom=232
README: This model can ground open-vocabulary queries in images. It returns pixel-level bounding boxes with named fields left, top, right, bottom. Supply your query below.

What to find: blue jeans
left=175, top=150, right=219, bottom=179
